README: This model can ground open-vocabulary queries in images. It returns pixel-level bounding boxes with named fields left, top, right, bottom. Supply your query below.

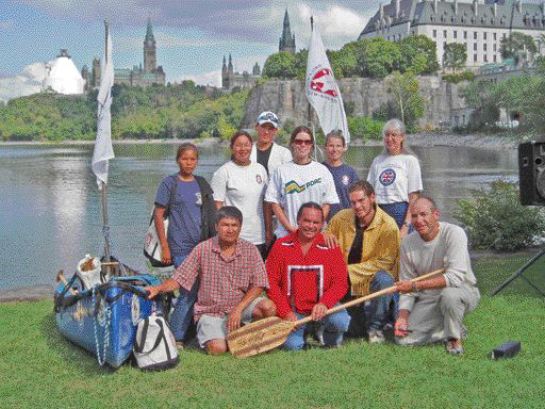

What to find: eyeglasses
left=293, top=139, right=313, bottom=146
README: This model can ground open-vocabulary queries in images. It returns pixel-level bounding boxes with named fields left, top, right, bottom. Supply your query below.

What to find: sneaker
left=368, top=329, right=385, bottom=344
left=445, top=339, right=464, bottom=356
left=175, top=341, right=184, bottom=350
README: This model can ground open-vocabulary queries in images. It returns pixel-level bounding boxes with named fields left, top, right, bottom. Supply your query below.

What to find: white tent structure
left=43, top=49, right=85, bottom=95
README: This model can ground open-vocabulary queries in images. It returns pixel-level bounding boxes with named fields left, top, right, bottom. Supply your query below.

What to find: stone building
left=86, top=19, right=165, bottom=88
left=359, top=0, right=545, bottom=68
left=221, top=54, right=261, bottom=91
left=279, top=9, right=296, bottom=53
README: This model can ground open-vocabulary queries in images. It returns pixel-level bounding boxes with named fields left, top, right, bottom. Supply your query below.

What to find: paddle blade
left=227, top=317, right=296, bottom=358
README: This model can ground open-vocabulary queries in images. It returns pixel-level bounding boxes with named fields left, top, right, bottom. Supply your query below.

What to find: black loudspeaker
left=519, top=142, right=545, bottom=205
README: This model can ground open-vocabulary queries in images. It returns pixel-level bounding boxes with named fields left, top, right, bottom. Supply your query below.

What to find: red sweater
left=266, top=231, right=349, bottom=318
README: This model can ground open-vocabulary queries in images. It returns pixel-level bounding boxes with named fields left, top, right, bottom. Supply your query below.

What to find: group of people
left=146, top=111, right=480, bottom=356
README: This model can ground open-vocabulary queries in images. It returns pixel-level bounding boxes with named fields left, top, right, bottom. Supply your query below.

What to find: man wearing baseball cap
left=252, top=111, right=292, bottom=176
left=252, top=111, right=292, bottom=252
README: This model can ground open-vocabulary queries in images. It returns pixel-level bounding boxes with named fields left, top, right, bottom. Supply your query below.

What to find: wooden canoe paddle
left=227, top=268, right=444, bottom=358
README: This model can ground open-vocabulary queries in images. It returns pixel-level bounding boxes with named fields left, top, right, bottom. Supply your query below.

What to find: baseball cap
left=257, top=111, right=279, bottom=129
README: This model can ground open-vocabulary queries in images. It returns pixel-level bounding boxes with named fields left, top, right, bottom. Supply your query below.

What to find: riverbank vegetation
left=461, top=65, right=545, bottom=136
left=0, top=81, right=248, bottom=142
left=455, top=181, right=545, bottom=251
left=1, top=255, right=544, bottom=408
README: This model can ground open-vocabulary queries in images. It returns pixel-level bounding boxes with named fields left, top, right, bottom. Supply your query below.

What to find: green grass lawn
left=1, top=254, right=544, bottom=409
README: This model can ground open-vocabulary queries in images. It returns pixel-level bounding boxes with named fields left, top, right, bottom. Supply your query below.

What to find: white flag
left=92, top=26, right=115, bottom=187
left=305, top=22, right=350, bottom=144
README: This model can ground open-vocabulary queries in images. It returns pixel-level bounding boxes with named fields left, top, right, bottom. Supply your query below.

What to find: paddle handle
left=295, top=268, right=445, bottom=327
left=56, top=270, right=78, bottom=295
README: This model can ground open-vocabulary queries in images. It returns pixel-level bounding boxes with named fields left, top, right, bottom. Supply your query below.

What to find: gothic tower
left=143, top=18, right=157, bottom=73
left=252, top=62, right=261, bottom=76
left=279, top=9, right=296, bottom=53
left=222, top=55, right=228, bottom=89
left=228, top=53, right=234, bottom=86
left=91, top=57, right=101, bottom=87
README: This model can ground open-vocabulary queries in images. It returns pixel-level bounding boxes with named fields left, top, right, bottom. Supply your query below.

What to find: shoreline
left=1, top=248, right=538, bottom=303
left=0, top=132, right=521, bottom=149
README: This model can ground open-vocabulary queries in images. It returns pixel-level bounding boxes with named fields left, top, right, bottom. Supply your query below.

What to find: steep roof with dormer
left=359, top=0, right=545, bottom=37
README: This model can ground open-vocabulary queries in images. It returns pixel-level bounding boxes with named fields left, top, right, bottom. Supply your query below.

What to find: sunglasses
left=293, top=139, right=313, bottom=146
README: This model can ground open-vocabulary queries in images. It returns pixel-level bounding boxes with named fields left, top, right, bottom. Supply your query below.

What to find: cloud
left=176, top=70, right=222, bottom=87
left=296, top=4, right=367, bottom=49
left=0, top=62, right=48, bottom=102
left=21, top=0, right=377, bottom=45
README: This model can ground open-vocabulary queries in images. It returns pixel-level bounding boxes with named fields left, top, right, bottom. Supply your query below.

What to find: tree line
left=0, top=81, right=248, bottom=142
left=263, top=35, right=440, bottom=80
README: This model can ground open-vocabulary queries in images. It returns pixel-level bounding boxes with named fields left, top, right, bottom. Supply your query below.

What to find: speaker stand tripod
left=491, top=246, right=545, bottom=297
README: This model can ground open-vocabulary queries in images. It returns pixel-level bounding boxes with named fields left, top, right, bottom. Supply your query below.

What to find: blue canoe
left=54, top=274, right=163, bottom=368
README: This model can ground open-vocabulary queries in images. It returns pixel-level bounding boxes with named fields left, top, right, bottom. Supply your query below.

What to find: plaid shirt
left=173, top=236, right=269, bottom=321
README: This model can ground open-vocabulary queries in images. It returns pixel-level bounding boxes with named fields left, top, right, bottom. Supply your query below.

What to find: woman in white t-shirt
left=367, top=119, right=423, bottom=238
left=265, top=126, right=339, bottom=238
left=211, top=130, right=269, bottom=258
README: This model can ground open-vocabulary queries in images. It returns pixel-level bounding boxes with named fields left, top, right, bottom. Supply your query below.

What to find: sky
left=0, top=0, right=383, bottom=100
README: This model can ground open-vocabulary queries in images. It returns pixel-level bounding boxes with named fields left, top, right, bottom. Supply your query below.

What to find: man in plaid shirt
left=147, top=206, right=276, bottom=355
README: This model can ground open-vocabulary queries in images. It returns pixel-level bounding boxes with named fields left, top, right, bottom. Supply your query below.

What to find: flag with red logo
left=305, top=20, right=350, bottom=144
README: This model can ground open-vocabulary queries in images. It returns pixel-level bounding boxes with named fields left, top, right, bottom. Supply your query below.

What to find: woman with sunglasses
left=265, top=126, right=339, bottom=239
left=366, top=119, right=422, bottom=238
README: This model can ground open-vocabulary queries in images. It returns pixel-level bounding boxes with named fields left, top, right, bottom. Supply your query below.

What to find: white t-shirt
left=367, top=153, right=423, bottom=204
left=211, top=161, right=268, bottom=244
left=265, top=161, right=339, bottom=238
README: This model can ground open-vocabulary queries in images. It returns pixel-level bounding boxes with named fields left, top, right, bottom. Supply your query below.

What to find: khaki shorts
left=196, top=296, right=266, bottom=348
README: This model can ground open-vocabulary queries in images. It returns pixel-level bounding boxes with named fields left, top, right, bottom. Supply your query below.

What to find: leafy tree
left=455, top=181, right=545, bottom=251
left=385, top=71, right=425, bottom=128
left=348, top=116, right=384, bottom=142
left=399, top=35, right=439, bottom=74
left=359, top=37, right=402, bottom=78
left=500, top=31, right=537, bottom=65
left=294, top=49, right=309, bottom=80
left=443, top=43, right=467, bottom=72
left=328, top=46, right=358, bottom=78
left=262, top=52, right=297, bottom=79
left=462, top=80, right=500, bottom=130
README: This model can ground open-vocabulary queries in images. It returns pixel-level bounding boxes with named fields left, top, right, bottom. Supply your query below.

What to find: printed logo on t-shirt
left=379, top=168, right=396, bottom=186
left=195, top=192, right=202, bottom=206
left=256, top=174, right=263, bottom=184
left=285, top=178, right=322, bottom=194
left=342, top=174, right=350, bottom=186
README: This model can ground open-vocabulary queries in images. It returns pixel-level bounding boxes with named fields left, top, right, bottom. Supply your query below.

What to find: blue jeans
left=170, top=255, right=199, bottom=341
left=364, top=270, right=396, bottom=331
left=283, top=307, right=351, bottom=351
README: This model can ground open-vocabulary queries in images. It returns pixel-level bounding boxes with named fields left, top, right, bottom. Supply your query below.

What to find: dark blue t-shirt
left=323, top=162, right=359, bottom=220
left=155, top=175, right=202, bottom=258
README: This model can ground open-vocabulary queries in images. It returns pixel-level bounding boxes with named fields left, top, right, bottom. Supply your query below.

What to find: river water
left=0, top=142, right=518, bottom=291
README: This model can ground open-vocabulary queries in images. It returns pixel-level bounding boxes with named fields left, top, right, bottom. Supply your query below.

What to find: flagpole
left=101, top=20, right=111, bottom=263
left=307, top=16, right=314, bottom=129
